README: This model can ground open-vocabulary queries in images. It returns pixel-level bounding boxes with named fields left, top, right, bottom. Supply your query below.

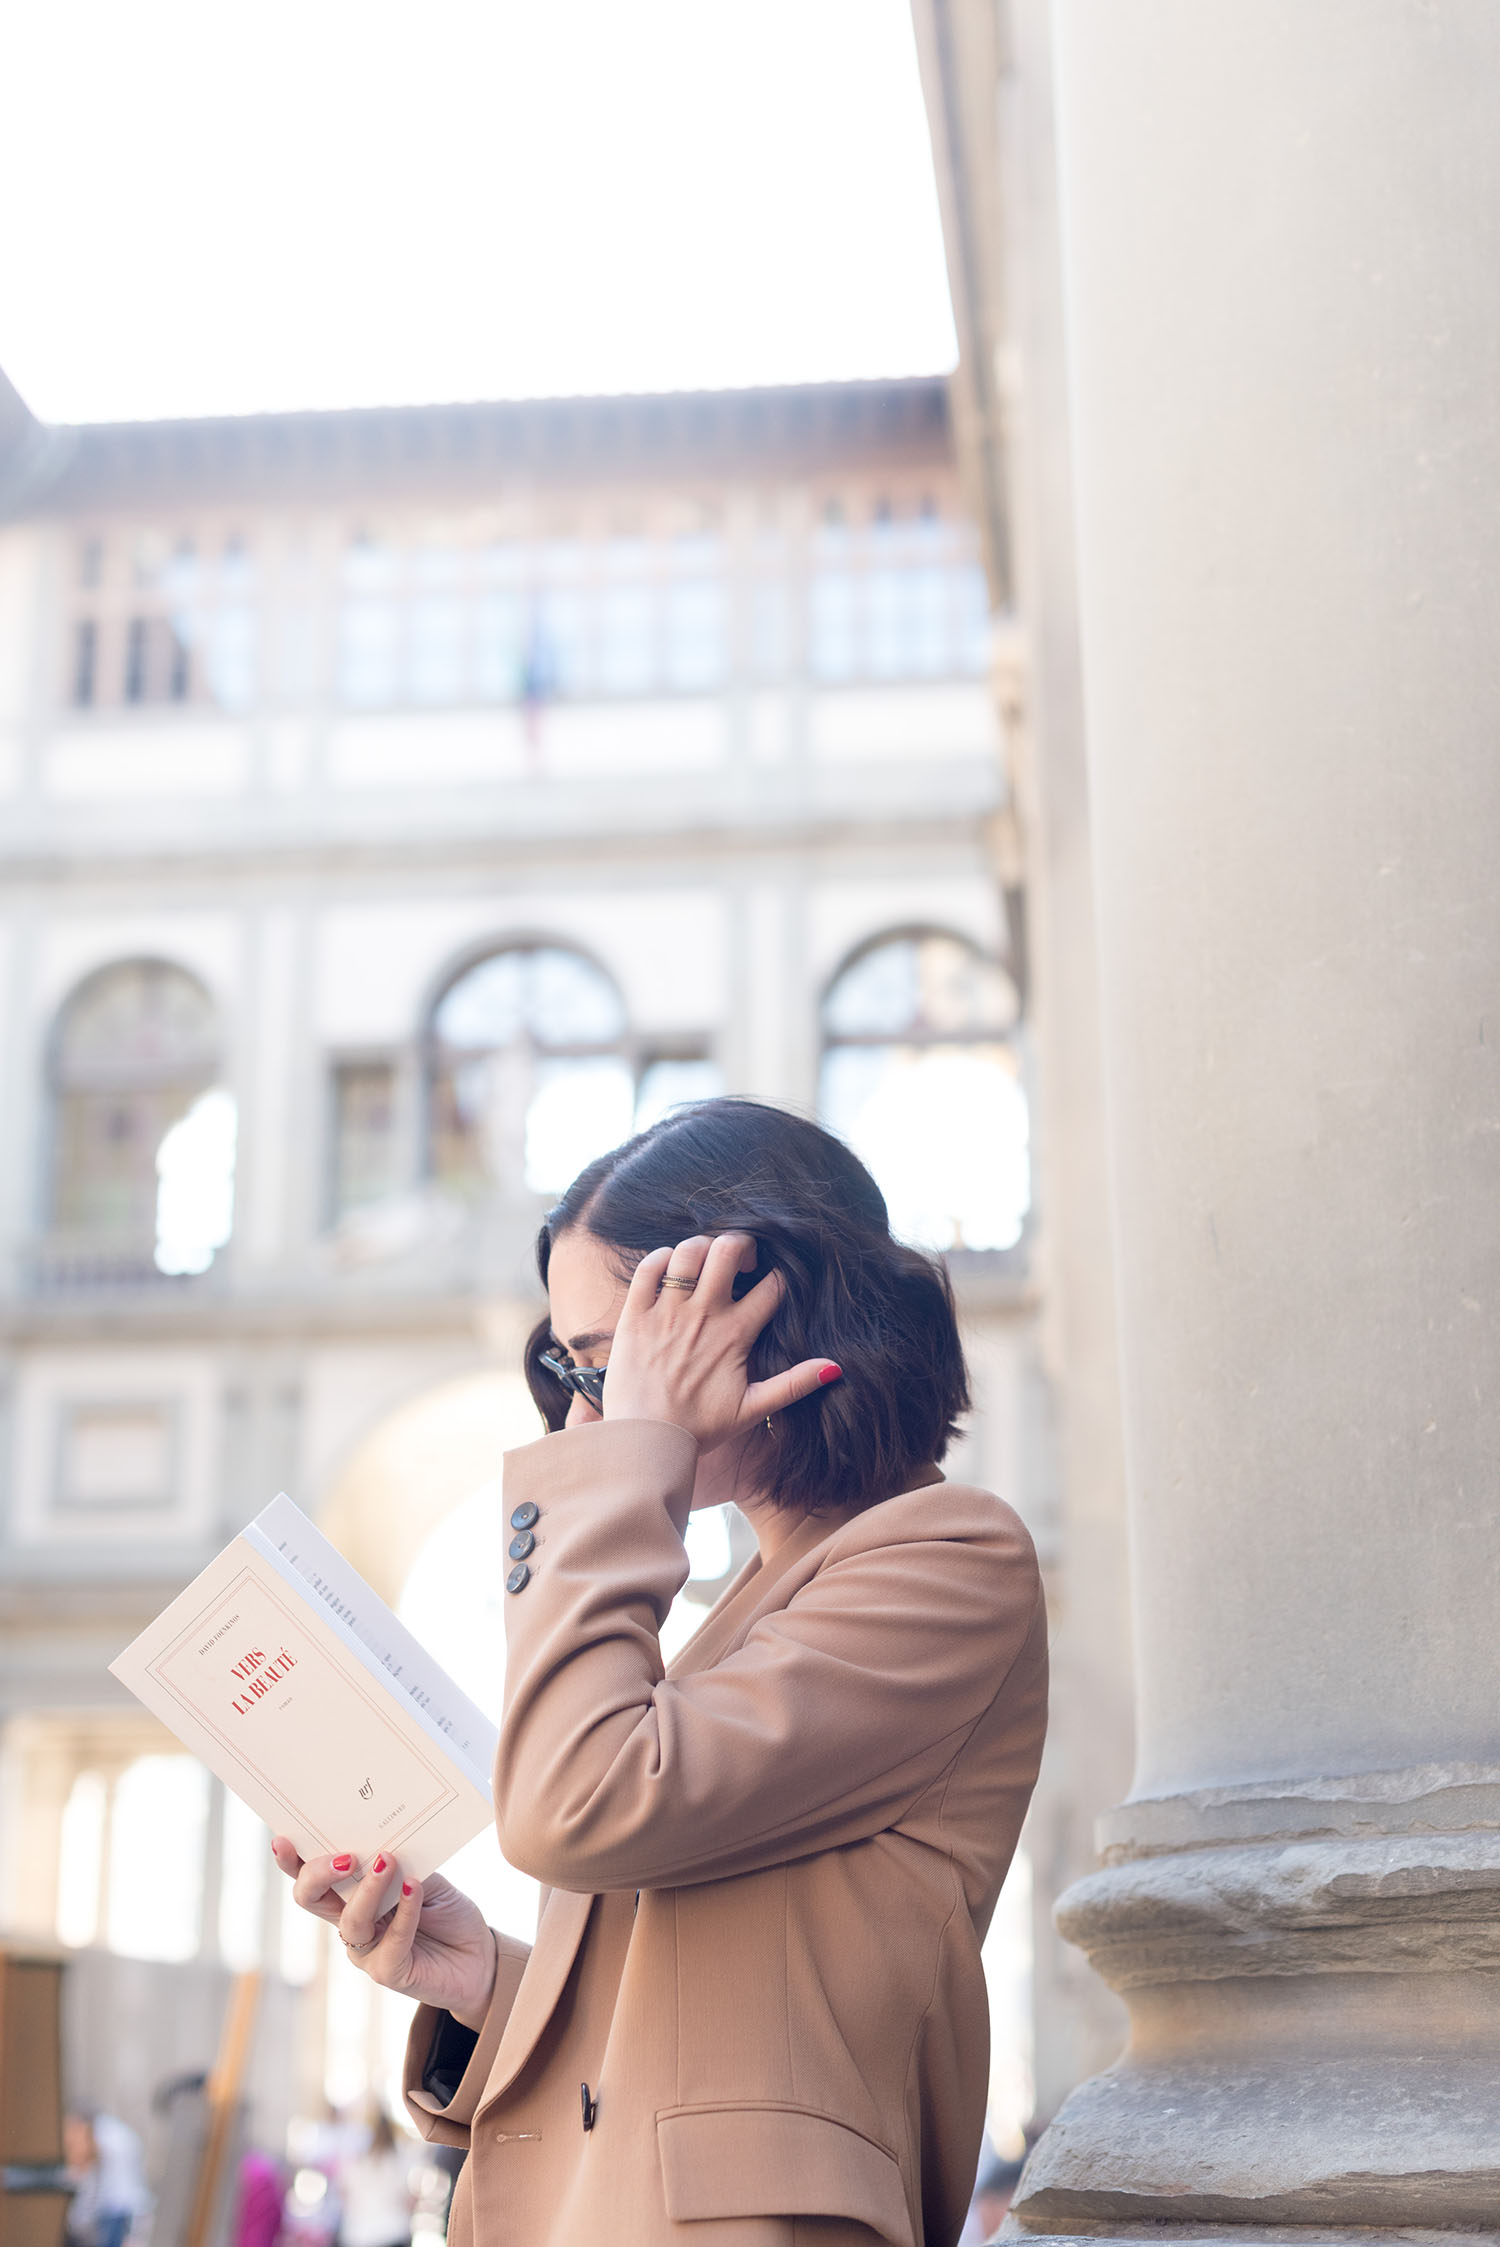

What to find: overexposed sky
left=0, top=0, right=956, bottom=426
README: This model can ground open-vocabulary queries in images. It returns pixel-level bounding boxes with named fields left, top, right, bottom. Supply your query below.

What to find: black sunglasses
left=539, top=1351, right=607, bottom=1409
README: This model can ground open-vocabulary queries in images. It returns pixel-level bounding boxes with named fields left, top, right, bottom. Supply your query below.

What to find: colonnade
left=1010, top=3, right=1500, bottom=2231
left=0, top=1712, right=169, bottom=1941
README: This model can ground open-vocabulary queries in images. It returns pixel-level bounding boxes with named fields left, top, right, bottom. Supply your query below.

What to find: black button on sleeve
left=506, top=1562, right=532, bottom=1594
left=508, top=1530, right=535, bottom=1561
left=510, top=1500, right=540, bottom=1531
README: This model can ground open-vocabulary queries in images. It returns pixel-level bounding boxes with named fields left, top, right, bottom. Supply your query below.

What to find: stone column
left=1, top=1718, right=78, bottom=1938
left=198, top=1775, right=226, bottom=1962
left=1010, top=2, right=1500, bottom=2232
left=993, top=0, right=1137, bottom=2110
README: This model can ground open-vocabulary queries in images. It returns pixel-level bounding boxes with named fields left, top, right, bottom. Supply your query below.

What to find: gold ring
left=659, top=1276, right=698, bottom=1291
left=341, top=1933, right=380, bottom=1956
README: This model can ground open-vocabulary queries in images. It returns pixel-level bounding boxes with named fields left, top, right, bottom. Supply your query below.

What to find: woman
left=274, top=1101, right=1047, bottom=2247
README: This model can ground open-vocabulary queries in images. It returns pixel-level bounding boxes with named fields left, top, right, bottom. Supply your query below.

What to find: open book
left=110, top=1496, right=499, bottom=1911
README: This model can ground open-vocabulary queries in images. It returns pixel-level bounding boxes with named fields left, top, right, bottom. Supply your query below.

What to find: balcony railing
left=22, top=1236, right=223, bottom=1299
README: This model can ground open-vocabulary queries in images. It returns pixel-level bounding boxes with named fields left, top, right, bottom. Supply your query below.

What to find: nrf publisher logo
left=358, top=1777, right=373, bottom=1801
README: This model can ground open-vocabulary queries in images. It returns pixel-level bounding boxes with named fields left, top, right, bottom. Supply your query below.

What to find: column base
left=1002, top=2233, right=1497, bottom=2245
left=1008, top=1772, right=1500, bottom=2236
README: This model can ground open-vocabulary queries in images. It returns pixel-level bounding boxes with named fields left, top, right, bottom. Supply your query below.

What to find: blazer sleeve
left=493, top=1418, right=1045, bottom=1894
left=401, top=1931, right=532, bottom=2146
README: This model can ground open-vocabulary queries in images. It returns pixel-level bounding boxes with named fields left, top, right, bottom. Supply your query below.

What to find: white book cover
left=110, top=1495, right=499, bottom=1903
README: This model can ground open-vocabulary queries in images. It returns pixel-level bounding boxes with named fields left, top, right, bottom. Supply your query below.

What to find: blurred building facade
left=0, top=371, right=1058, bottom=2130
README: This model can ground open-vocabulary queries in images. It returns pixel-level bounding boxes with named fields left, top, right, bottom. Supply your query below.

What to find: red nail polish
left=373, top=1855, right=386, bottom=1875
left=402, top=1882, right=413, bottom=1898
left=819, top=1364, right=844, bottom=1384
left=332, top=1855, right=353, bottom=1872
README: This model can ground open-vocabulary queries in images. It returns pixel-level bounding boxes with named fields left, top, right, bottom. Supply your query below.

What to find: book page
left=247, top=1494, right=499, bottom=1793
left=144, top=1563, right=461, bottom=1863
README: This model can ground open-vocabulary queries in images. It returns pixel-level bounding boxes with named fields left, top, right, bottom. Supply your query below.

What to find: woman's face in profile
left=544, top=1227, right=629, bottom=1430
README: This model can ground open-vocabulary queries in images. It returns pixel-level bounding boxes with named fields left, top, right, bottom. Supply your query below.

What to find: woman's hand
left=270, top=1838, right=498, bottom=2031
left=600, top=1231, right=840, bottom=1451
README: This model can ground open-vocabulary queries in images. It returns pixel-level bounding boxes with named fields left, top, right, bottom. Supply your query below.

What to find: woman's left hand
left=601, top=1231, right=840, bottom=1450
left=269, top=1839, right=498, bottom=2029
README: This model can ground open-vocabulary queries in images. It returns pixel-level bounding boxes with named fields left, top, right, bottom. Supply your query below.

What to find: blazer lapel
left=668, top=1473, right=944, bottom=1680
left=667, top=1508, right=853, bottom=1680
left=476, top=1883, right=594, bottom=2112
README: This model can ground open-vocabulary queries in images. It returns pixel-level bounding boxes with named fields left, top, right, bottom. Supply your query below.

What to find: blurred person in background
left=336, top=2112, right=413, bottom=2247
left=274, top=1102, right=1048, bottom=2245
left=63, top=2109, right=149, bottom=2247
left=406, top=2147, right=464, bottom=2247
left=233, top=2147, right=288, bottom=2247
left=283, top=2102, right=366, bottom=2247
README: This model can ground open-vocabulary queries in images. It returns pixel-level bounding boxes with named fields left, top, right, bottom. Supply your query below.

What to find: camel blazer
left=403, top=1419, right=1047, bottom=2247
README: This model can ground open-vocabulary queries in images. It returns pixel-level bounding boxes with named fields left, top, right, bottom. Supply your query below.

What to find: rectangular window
left=598, top=583, right=656, bottom=695
left=867, top=565, right=950, bottom=678
left=344, top=537, right=396, bottom=592
left=535, top=587, right=591, bottom=698
left=124, top=617, right=149, bottom=703
left=338, top=599, right=400, bottom=708
left=751, top=582, right=789, bottom=681
left=331, top=1061, right=399, bottom=1219
left=65, top=525, right=269, bottom=714
left=809, top=572, right=859, bottom=682
left=815, top=506, right=851, bottom=565
left=168, top=627, right=192, bottom=702
left=207, top=607, right=257, bottom=712
left=73, top=620, right=98, bottom=707
left=474, top=591, right=523, bottom=703
left=479, top=541, right=525, bottom=586
left=664, top=579, right=726, bottom=692
left=407, top=595, right=466, bottom=705
left=220, top=535, right=255, bottom=595
left=163, top=540, right=199, bottom=607
left=275, top=554, right=320, bottom=703
left=909, top=566, right=950, bottom=675
left=866, top=567, right=907, bottom=678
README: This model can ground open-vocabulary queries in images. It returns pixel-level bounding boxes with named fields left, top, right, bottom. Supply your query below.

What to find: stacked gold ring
left=659, top=1276, right=698, bottom=1291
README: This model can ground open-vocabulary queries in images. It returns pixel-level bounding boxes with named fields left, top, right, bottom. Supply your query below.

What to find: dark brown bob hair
left=524, top=1097, right=970, bottom=1513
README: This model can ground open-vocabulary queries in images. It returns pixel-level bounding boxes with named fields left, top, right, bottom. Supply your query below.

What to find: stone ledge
left=1003, top=2003, right=1500, bottom=2234
left=1009, top=2175, right=1500, bottom=2235
left=1099, top=1767, right=1500, bottom=1858
left=1059, top=1835, right=1500, bottom=1988
left=999, top=2229, right=1497, bottom=2244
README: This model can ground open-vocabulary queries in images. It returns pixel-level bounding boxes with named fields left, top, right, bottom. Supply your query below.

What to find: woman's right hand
left=271, top=1838, right=498, bottom=2031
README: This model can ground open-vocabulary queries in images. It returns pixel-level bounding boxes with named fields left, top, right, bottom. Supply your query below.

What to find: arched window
left=427, top=945, right=629, bottom=1201
left=50, top=961, right=234, bottom=1274
left=425, top=944, right=719, bottom=1204
left=819, top=929, right=1029, bottom=1252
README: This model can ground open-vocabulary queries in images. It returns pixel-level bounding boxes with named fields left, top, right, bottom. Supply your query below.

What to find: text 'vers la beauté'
left=230, top=1644, right=297, bottom=1715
